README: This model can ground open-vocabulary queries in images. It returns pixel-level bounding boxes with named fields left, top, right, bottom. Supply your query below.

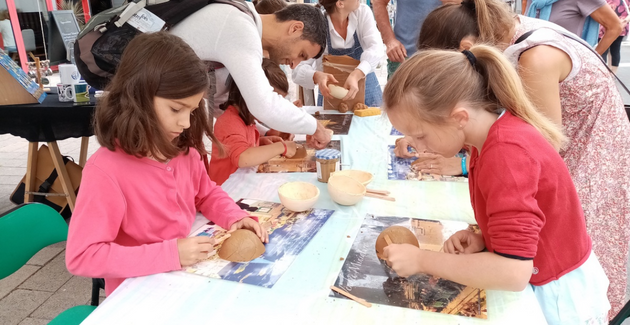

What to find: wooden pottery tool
left=330, top=286, right=372, bottom=307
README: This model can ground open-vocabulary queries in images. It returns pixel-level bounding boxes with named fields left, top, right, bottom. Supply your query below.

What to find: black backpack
left=74, top=0, right=253, bottom=90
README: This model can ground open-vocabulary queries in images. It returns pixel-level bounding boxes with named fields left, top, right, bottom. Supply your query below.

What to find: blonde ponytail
left=383, top=45, right=565, bottom=151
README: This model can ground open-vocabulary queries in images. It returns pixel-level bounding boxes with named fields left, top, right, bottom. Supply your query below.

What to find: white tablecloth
left=80, top=108, right=547, bottom=325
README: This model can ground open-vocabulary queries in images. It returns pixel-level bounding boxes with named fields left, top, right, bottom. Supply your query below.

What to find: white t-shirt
left=0, top=20, right=16, bottom=48
left=170, top=2, right=317, bottom=135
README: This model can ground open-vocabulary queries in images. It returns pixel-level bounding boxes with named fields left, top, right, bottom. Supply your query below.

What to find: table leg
left=79, top=137, right=89, bottom=167
left=24, top=142, right=39, bottom=203
left=47, top=141, right=77, bottom=212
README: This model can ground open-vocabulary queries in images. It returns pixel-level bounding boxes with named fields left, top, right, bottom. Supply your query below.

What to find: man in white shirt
left=171, top=3, right=331, bottom=148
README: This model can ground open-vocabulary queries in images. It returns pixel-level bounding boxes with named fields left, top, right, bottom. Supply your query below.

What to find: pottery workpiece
left=333, top=169, right=373, bottom=186
left=278, top=181, right=320, bottom=212
left=338, top=102, right=349, bottom=113
left=218, top=229, right=266, bottom=262
left=329, top=84, right=349, bottom=99
left=291, top=144, right=307, bottom=159
left=375, top=226, right=419, bottom=259
left=327, top=174, right=366, bottom=206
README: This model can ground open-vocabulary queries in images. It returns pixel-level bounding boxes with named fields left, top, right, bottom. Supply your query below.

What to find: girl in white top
left=292, top=0, right=385, bottom=107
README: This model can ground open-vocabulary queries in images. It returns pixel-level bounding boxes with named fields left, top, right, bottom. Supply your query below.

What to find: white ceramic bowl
left=332, top=169, right=373, bottom=186
left=327, top=174, right=366, bottom=206
left=278, top=181, right=320, bottom=212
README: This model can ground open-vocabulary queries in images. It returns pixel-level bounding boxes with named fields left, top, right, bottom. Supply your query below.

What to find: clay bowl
left=327, top=174, right=366, bottom=206
left=218, top=229, right=265, bottom=262
left=375, top=226, right=420, bottom=260
left=333, top=169, right=373, bottom=186
left=278, top=181, right=320, bottom=212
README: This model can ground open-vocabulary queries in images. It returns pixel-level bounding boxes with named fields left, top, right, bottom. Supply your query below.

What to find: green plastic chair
left=0, top=203, right=96, bottom=324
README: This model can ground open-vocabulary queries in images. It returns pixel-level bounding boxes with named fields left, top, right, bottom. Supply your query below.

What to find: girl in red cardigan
left=382, top=45, right=610, bottom=324
left=209, top=59, right=298, bottom=185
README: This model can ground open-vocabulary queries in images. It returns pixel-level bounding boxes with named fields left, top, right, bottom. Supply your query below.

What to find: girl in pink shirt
left=66, top=32, right=268, bottom=296
left=381, top=45, right=609, bottom=324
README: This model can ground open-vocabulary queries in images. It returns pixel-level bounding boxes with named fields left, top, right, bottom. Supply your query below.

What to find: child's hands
left=229, top=217, right=269, bottom=243
left=259, top=136, right=284, bottom=146
left=394, top=136, right=417, bottom=158
left=293, top=99, right=303, bottom=107
left=265, top=130, right=294, bottom=141
left=177, top=237, right=217, bottom=267
left=283, top=141, right=297, bottom=158
left=383, top=244, right=423, bottom=277
left=412, top=153, right=463, bottom=176
left=443, top=230, right=485, bottom=255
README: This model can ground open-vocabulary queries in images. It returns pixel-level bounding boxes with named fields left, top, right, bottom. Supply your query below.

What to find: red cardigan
left=469, top=111, right=591, bottom=286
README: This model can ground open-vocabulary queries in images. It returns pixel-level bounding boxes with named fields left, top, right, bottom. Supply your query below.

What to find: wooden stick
left=366, top=189, right=390, bottom=195
left=214, top=233, right=232, bottom=244
left=384, top=234, right=393, bottom=246
left=330, top=286, right=372, bottom=308
left=365, top=193, right=396, bottom=202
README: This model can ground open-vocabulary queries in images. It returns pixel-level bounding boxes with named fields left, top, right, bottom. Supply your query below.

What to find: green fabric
left=387, top=59, right=403, bottom=80
left=0, top=203, right=68, bottom=279
left=48, top=305, right=96, bottom=325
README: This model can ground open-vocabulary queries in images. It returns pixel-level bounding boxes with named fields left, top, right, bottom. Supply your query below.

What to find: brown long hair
left=254, top=0, right=288, bottom=14
left=418, top=0, right=514, bottom=50
left=94, top=32, right=223, bottom=162
left=383, top=45, right=565, bottom=150
left=220, top=58, right=289, bottom=125
left=317, top=0, right=338, bottom=15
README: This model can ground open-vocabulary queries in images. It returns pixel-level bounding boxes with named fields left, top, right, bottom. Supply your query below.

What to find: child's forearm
left=418, top=250, right=533, bottom=291
left=238, top=142, right=285, bottom=167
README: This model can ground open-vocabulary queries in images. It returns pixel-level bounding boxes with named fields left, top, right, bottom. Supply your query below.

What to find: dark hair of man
left=274, top=4, right=327, bottom=59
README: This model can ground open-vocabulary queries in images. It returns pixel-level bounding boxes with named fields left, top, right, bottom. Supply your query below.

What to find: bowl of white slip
left=278, top=181, right=320, bottom=212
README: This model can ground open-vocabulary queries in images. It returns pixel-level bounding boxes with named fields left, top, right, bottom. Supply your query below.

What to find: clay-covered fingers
left=176, top=236, right=217, bottom=266
left=284, top=141, right=297, bottom=158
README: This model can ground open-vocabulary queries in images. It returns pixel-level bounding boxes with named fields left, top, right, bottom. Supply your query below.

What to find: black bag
left=10, top=145, right=82, bottom=219
left=515, top=29, right=630, bottom=121
left=74, top=0, right=253, bottom=90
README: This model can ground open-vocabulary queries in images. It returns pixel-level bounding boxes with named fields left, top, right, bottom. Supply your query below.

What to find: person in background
left=526, top=0, right=623, bottom=54
left=415, top=0, right=630, bottom=316
left=292, top=0, right=385, bottom=107
left=66, top=32, right=268, bottom=296
left=0, top=10, right=16, bottom=53
left=383, top=45, right=610, bottom=325
left=600, top=0, right=630, bottom=73
left=209, top=59, right=298, bottom=185
left=372, top=0, right=455, bottom=80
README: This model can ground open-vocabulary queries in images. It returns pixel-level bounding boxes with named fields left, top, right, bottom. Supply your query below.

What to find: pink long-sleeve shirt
left=66, top=147, right=249, bottom=295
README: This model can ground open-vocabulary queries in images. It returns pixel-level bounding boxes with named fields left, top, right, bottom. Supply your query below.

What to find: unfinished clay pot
left=338, top=102, right=349, bottom=113
left=291, top=144, right=307, bottom=159
left=218, top=229, right=266, bottom=262
left=375, top=226, right=419, bottom=259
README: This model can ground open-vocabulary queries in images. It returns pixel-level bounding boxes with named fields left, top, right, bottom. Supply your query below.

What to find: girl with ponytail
left=382, top=45, right=610, bottom=325
left=411, top=0, right=630, bottom=316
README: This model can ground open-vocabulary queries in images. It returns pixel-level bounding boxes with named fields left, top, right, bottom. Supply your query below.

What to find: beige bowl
left=278, top=181, right=320, bottom=212
left=333, top=169, right=373, bottom=186
left=327, top=174, right=366, bottom=206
